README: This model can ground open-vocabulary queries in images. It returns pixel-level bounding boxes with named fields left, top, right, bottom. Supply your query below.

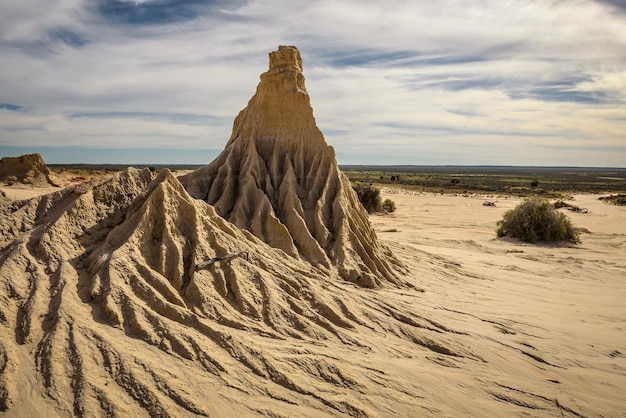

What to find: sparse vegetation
left=382, top=199, right=396, bottom=212
left=353, top=182, right=382, bottom=213
left=342, top=166, right=626, bottom=198
left=352, top=182, right=396, bottom=214
left=599, top=194, right=626, bottom=206
left=496, top=198, right=580, bottom=244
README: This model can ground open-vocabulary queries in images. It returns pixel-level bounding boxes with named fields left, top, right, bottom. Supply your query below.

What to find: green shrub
left=496, top=198, right=579, bottom=244
left=382, top=198, right=396, bottom=212
left=353, top=183, right=382, bottom=213
left=599, top=194, right=626, bottom=206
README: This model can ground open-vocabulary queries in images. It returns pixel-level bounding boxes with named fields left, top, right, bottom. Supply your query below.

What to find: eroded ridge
left=0, top=168, right=466, bottom=417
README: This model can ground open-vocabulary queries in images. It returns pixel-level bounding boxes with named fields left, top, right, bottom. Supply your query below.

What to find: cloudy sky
left=1, top=0, right=625, bottom=166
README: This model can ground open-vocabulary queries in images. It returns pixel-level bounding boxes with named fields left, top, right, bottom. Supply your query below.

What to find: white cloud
left=0, top=0, right=625, bottom=166
left=574, top=71, right=626, bottom=96
left=0, top=0, right=86, bottom=42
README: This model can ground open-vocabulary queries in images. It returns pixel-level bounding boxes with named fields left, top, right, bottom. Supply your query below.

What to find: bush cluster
left=496, top=198, right=579, bottom=244
left=352, top=182, right=396, bottom=213
left=382, top=198, right=396, bottom=212
left=353, top=182, right=381, bottom=212
left=599, top=194, right=626, bottom=206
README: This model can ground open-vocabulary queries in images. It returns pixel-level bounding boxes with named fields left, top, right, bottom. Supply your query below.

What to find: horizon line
left=42, top=163, right=626, bottom=170
left=2, top=146, right=625, bottom=170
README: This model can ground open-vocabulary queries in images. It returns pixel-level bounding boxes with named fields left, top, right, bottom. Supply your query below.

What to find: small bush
left=496, top=198, right=579, bottom=244
left=353, top=183, right=382, bottom=213
left=382, top=198, right=396, bottom=212
left=530, top=178, right=539, bottom=187
left=599, top=194, right=626, bottom=206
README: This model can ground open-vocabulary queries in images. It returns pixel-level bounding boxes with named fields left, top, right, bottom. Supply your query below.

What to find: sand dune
left=371, top=191, right=626, bottom=416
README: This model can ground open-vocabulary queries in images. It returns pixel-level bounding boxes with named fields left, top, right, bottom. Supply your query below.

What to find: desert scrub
left=353, top=182, right=382, bottom=213
left=352, top=182, right=397, bottom=213
left=496, top=198, right=580, bottom=244
left=382, top=198, right=396, bottom=212
left=599, top=194, right=626, bottom=206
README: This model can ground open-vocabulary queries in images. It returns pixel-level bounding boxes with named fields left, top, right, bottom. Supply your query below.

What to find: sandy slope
left=369, top=190, right=626, bottom=416
left=0, top=185, right=61, bottom=201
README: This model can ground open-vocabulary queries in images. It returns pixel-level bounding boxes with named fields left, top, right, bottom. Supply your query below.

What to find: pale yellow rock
left=181, top=46, right=404, bottom=287
left=0, top=166, right=411, bottom=416
left=0, top=153, right=60, bottom=187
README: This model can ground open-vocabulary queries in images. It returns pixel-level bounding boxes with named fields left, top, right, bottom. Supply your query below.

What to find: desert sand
left=1, top=180, right=625, bottom=417
left=1, top=46, right=624, bottom=417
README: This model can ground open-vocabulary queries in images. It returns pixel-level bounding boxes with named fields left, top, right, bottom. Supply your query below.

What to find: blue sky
left=1, top=0, right=625, bottom=166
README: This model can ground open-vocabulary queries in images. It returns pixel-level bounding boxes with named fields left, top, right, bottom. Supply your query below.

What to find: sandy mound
left=0, top=153, right=61, bottom=188
left=180, top=46, right=404, bottom=288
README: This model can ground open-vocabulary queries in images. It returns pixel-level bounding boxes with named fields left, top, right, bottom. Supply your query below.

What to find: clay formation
left=181, top=46, right=403, bottom=287
left=0, top=153, right=60, bottom=187
left=0, top=48, right=419, bottom=417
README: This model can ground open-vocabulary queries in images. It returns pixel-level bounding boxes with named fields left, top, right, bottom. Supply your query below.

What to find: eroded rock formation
left=0, top=153, right=60, bottom=187
left=0, top=48, right=456, bottom=418
left=0, top=166, right=468, bottom=417
left=180, top=46, right=403, bottom=287
left=0, top=46, right=609, bottom=418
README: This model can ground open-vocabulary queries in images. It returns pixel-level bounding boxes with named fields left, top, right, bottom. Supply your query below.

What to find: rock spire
left=180, top=46, right=403, bottom=287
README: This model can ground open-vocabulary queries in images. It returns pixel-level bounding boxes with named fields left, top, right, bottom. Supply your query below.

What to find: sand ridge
left=0, top=168, right=484, bottom=417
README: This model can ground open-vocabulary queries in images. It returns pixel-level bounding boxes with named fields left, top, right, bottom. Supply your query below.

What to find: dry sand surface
left=370, top=190, right=626, bottom=416
left=0, top=184, right=62, bottom=201
left=1, top=179, right=624, bottom=417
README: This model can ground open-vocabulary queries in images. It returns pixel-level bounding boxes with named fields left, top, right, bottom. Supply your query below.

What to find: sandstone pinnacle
left=181, top=46, right=404, bottom=287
